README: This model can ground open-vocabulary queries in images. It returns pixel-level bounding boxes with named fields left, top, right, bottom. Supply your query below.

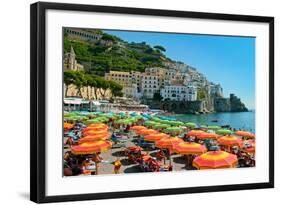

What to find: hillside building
left=64, top=46, right=84, bottom=71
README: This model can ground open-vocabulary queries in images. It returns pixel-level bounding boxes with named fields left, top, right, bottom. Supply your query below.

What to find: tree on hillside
left=153, top=92, right=163, bottom=101
left=108, top=81, right=123, bottom=98
left=197, top=88, right=206, bottom=101
left=154, top=45, right=166, bottom=52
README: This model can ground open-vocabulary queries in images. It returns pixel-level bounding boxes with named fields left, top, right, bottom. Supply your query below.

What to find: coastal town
left=63, top=28, right=255, bottom=176
left=63, top=28, right=248, bottom=114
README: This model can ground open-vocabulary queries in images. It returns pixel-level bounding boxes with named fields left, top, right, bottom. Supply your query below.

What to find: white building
left=141, top=74, right=161, bottom=99
left=160, top=85, right=197, bottom=101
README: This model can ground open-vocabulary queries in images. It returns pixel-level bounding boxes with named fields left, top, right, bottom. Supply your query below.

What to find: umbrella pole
left=168, top=149, right=172, bottom=167
left=95, top=162, right=98, bottom=175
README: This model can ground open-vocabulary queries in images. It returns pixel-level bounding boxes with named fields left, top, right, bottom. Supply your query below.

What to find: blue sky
left=105, top=30, right=255, bottom=109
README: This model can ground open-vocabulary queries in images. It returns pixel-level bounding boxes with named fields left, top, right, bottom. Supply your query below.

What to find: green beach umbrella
left=153, top=124, right=170, bottom=129
left=85, top=119, right=101, bottom=125
left=185, top=122, right=197, bottom=128
left=216, top=129, right=233, bottom=135
left=164, top=126, right=183, bottom=134
left=207, top=125, right=221, bottom=130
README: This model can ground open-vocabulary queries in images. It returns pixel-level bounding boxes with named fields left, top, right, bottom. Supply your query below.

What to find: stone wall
left=64, top=84, right=112, bottom=100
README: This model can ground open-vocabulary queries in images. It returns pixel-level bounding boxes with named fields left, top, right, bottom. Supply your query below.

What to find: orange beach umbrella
left=197, top=132, right=219, bottom=140
left=130, top=126, right=146, bottom=131
left=172, top=142, right=207, bottom=155
left=71, top=140, right=112, bottom=155
left=78, top=134, right=110, bottom=144
left=235, top=131, right=255, bottom=139
left=144, top=133, right=170, bottom=142
left=155, top=137, right=183, bottom=149
left=217, top=135, right=243, bottom=147
left=64, top=123, right=74, bottom=130
left=137, top=129, right=158, bottom=136
left=83, top=129, right=109, bottom=136
left=193, top=151, right=238, bottom=169
left=186, top=130, right=205, bottom=137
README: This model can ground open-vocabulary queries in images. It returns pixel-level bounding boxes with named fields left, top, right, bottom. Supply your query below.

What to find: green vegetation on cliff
left=64, top=29, right=172, bottom=76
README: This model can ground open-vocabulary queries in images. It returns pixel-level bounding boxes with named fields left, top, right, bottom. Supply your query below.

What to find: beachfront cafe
left=64, top=97, right=100, bottom=111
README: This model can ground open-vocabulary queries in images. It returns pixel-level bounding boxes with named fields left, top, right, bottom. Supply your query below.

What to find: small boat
left=211, top=119, right=219, bottom=122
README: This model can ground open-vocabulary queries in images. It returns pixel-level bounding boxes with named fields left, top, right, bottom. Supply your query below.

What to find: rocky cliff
left=213, top=94, right=248, bottom=112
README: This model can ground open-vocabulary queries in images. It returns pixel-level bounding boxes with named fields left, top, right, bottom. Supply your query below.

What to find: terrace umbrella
left=192, top=151, right=238, bottom=169
left=130, top=126, right=146, bottom=131
left=155, top=137, right=183, bottom=165
left=78, top=134, right=110, bottom=143
left=235, top=131, right=255, bottom=139
left=186, top=130, right=205, bottom=137
left=197, top=132, right=219, bottom=140
left=216, top=129, right=233, bottom=135
left=71, top=140, right=112, bottom=174
left=217, top=135, right=243, bottom=152
left=185, top=122, right=197, bottom=129
left=137, top=129, right=158, bottom=136
left=144, top=133, right=170, bottom=142
left=64, top=123, right=73, bottom=130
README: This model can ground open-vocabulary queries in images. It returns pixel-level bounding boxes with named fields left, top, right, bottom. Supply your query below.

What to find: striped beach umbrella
left=235, top=131, right=255, bottom=139
left=71, top=140, right=112, bottom=155
left=144, top=133, right=170, bottom=142
left=172, top=142, right=207, bottom=155
left=193, top=151, right=238, bottom=169
left=197, top=132, right=219, bottom=140
left=217, top=135, right=243, bottom=147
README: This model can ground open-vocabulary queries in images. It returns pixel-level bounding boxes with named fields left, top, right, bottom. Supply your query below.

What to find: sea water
left=171, top=110, right=255, bottom=133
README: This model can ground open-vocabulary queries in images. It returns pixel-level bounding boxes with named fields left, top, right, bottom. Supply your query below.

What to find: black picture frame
left=30, top=1, right=274, bottom=203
